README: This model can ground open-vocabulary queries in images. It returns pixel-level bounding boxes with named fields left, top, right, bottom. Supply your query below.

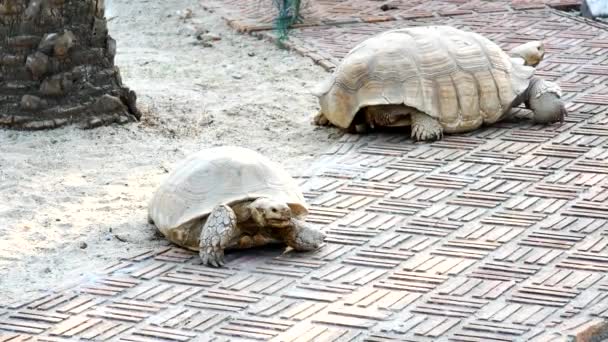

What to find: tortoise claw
left=200, top=247, right=225, bottom=268
left=200, top=251, right=209, bottom=266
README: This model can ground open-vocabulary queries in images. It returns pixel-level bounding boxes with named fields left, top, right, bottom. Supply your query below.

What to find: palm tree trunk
left=0, top=0, right=141, bottom=130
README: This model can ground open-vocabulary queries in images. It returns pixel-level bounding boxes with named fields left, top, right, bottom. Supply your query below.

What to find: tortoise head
left=249, top=197, right=292, bottom=228
left=510, top=41, right=545, bottom=67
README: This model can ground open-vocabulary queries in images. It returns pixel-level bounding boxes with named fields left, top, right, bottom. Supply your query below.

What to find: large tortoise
left=312, top=25, right=567, bottom=141
left=148, top=146, right=326, bottom=267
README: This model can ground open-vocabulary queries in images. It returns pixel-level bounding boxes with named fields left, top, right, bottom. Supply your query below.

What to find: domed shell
left=148, top=146, right=308, bottom=235
left=314, top=25, right=535, bottom=133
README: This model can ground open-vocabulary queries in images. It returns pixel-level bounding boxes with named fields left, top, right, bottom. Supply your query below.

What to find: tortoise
left=147, top=146, right=326, bottom=267
left=312, top=25, right=567, bottom=141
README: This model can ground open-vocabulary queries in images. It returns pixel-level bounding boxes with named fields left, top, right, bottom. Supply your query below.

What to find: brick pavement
left=203, top=0, right=581, bottom=32
left=2, top=1, right=608, bottom=341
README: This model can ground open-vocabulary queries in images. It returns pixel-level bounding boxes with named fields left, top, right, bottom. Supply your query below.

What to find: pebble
left=79, top=242, right=88, bottom=249
left=197, top=33, right=221, bottom=42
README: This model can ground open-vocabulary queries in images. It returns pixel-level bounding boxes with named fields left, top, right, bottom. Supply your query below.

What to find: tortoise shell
left=148, top=146, right=308, bottom=237
left=314, top=25, right=535, bottom=133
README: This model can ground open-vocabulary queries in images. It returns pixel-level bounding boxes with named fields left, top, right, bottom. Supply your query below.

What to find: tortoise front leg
left=411, top=112, right=444, bottom=141
left=200, top=205, right=239, bottom=267
left=281, top=218, right=326, bottom=251
left=524, top=77, right=567, bottom=124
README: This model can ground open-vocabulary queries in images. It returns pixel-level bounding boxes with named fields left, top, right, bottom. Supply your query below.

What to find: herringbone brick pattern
left=2, top=1, right=608, bottom=341
left=203, top=0, right=581, bottom=32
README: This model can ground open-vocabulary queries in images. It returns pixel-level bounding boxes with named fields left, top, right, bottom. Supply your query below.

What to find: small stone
left=197, top=32, right=221, bottom=42
left=194, top=27, right=210, bottom=37
left=178, top=8, right=193, bottom=19
left=11, top=33, right=40, bottom=47
left=380, top=4, right=398, bottom=11
left=60, top=74, right=74, bottom=92
left=24, top=0, right=43, bottom=20
left=54, top=30, right=75, bottom=57
left=232, top=74, right=242, bottom=80
left=40, top=78, right=63, bottom=96
left=79, top=242, right=88, bottom=249
left=248, top=52, right=255, bottom=57
left=53, top=118, right=68, bottom=127
left=107, top=36, right=117, bottom=61
left=1, top=54, right=25, bottom=66
left=23, top=120, right=55, bottom=130
left=20, top=95, right=45, bottom=111
left=43, top=267, right=52, bottom=274
left=38, top=33, right=58, bottom=54
left=92, top=18, right=107, bottom=45
left=25, top=51, right=49, bottom=80
left=88, top=118, right=103, bottom=127
left=93, top=94, right=127, bottom=113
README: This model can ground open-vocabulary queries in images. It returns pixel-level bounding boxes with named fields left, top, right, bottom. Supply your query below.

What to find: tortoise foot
left=312, top=111, right=330, bottom=126
left=411, top=113, right=443, bottom=142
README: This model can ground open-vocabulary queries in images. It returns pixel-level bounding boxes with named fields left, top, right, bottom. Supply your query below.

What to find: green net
left=271, top=0, right=302, bottom=41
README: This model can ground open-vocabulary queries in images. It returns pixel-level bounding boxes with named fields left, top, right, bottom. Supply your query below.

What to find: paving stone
left=204, top=0, right=583, bottom=32
left=2, top=1, right=608, bottom=341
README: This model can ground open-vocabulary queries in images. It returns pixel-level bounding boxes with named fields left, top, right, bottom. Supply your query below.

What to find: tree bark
left=0, top=0, right=141, bottom=130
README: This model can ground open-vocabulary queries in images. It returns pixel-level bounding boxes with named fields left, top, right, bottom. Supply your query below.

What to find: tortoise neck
left=233, top=201, right=255, bottom=222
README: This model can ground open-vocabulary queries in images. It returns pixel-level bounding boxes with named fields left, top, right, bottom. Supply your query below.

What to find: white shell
left=315, top=25, right=535, bottom=133
left=148, top=146, right=308, bottom=236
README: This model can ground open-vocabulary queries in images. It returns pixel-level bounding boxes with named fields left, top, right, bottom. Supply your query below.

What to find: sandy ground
left=0, top=0, right=339, bottom=303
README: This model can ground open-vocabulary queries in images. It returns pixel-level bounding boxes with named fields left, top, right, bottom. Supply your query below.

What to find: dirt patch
left=0, top=0, right=340, bottom=303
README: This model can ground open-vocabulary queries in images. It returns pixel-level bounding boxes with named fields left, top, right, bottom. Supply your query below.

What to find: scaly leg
left=281, top=219, right=326, bottom=251
left=410, top=112, right=444, bottom=141
left=200, top=205, right=239, bottom=267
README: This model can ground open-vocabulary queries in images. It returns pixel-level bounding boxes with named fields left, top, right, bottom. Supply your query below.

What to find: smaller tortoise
left=312, top=26, right=567, bottom=141
left=148, top=146, right=325, bottom=267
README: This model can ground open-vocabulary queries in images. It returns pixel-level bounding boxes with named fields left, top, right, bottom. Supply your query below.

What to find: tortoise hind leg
left=312, top=111, right=330, bottom=126
left=200, top=204, right=239, bottom=267
left=411, top=112, right=444, bottom=141
left=312, top=110, right=366, bottom=134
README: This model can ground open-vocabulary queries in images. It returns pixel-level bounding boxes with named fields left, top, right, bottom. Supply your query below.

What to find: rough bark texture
left=0, top=0, right=141, bottom=130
